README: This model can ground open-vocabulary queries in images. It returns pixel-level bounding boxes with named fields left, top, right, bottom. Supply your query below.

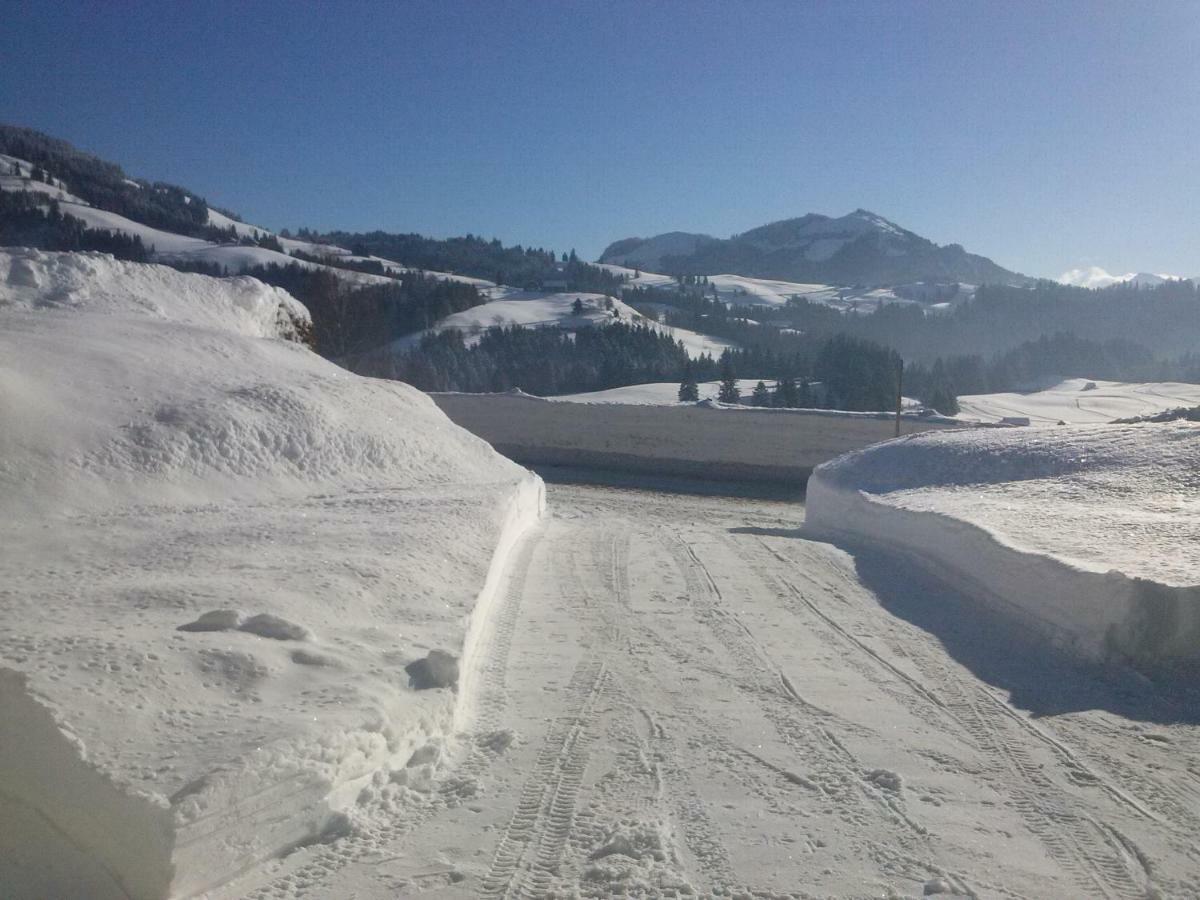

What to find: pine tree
left=773, top=375, right=799, bottom=408
left=717, top=359, right=740, bottom=404
left=798, top=379, right=813, bottom=408
left=678, top=363, right=700, bottom=402
left=571, top=297, right=585, bottom=316
left=751, top=380, right=771, bottom=406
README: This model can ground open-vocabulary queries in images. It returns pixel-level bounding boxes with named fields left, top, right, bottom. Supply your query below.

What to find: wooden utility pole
left=894, top=359, right=904, bottom=438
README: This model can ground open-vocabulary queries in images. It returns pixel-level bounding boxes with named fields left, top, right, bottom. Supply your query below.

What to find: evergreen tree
left=678, top=363, right=700, bottom=402
left=750, top=380, right=771, bottom=406
left=773, top=375, right=799, bottom=408
left=717, top=359, right=740, bottom=403
left=571, top=297, right=585, bottom=316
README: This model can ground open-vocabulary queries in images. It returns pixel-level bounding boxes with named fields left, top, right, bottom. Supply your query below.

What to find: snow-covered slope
left=956, top=378, right=1200, bottom=425
left=0, top=248, right=543, bottom=898
left=597, top=230, right=715, bottom=270
left=0, top=152, right=87, bottom=203
left=389, top=290, right=739, bottom=360
left=58, top=199, right=395, bottom=285
left=597, top=262, right=917, bottom=312
left=807, top=422, right=1200, bottom=669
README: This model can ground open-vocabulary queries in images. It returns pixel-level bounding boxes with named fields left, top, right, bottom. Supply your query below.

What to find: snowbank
left=0, top=249, right=543, bottom=898
left=807, top=423, right=1200, bottom=670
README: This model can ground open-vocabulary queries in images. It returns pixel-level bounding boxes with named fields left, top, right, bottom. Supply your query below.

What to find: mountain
left=600, top=209, right=1031, bottom=286
left=1058, top=267, right=1194, bottom=290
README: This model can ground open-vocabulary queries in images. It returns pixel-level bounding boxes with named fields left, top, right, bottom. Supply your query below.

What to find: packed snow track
left=224, top=483, right=1199, bottom=899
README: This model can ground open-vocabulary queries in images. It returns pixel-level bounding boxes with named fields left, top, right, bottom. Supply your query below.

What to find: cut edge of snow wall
left=805, top=473, right=1200, bottom=672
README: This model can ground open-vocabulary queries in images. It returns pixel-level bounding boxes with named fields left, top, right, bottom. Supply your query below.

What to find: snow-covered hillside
left=388, top=290, right=739, bottom=360
left=807, top=422, right=1200, bottom=668
left=597, top=262, right=924, bottom=313
left=1, top=152, right=492, bottom=290
left=956, top=378, right=1200, bottom=424
left=0, top=249, right=542, bottom=899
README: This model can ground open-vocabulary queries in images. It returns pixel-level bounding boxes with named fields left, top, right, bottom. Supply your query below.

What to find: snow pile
left=807, top=422, right=1200, bottom=670
left=0, top=249, right=543, bottom=898
left=956, top=378, right=1200, bottom=425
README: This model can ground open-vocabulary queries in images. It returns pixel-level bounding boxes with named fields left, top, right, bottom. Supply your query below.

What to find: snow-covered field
left=554, top=379, right=926, bottom=410
left=555, top=378, right=771, bottom=405
left=807, top=422, right=1200, bottom=668
left=956, top=377, right=1200, bottom=424
left=0, top=249, right=542, bottom=898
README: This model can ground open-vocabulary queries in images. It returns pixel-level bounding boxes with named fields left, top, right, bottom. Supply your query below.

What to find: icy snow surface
left=0, top=249, right=542, bottom=898
left=808, top=421, right=1200, bottom=666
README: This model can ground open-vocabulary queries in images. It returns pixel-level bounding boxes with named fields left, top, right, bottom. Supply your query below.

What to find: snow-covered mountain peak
left=1058, top=266, right=1190, bottom=289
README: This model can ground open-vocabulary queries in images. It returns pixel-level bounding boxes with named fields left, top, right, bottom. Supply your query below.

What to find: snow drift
left=806, top=423, right=1200, bottom=670
left=0, top=249, right=543, bottom=898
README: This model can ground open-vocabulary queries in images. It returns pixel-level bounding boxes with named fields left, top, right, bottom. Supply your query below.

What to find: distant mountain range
left=600, top=209, right=1032, bottom=287
left=1057, top=267, right=1198, bottom=290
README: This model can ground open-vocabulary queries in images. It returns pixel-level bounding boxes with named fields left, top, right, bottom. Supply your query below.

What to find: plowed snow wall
left=431, top=393, right=958, bottom=485
left=806, top=475, right=1200, bottom=670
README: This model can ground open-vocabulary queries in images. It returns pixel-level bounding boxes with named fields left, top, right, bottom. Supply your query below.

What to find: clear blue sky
left=2, top=0, right=1197, bottom=278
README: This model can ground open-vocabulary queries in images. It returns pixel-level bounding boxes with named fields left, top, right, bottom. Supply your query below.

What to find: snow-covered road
left=229, top=484, right=1200, bottom=899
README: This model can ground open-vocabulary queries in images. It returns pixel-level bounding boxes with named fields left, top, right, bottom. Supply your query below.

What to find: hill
left=600, top=209, right=1031, bottom=286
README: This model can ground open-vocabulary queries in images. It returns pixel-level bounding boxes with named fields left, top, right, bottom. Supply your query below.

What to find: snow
left=807, top=421, right=1200, bottom=668
left=1058, top=266, right=1189, bottom=289
left=599, top=231, right=713, bottom=269
left=554, top=380, right=928, bottom=412
left=224, top=481, right=1200, bottom=899
left=956, top=378, right=1200, bottom=425
left=594, top=262, right=916, bottom=313
left=1, top=152, right=90, bottom=203
left=431, top=391, right=955, bottom=486
left=387, top=290, right=739, bottom=360
left=554, top=379, right=772, bottom=405
left=0, top=248, right=543, bottom=898
left=206, top=206, right=270, bottom=240
left=44, top=201, right=393, bottom=285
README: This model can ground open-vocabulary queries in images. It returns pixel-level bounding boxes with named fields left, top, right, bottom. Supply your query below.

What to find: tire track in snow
left=664, top=533, right=937, bottom=853
left=746, top=535, right=1154, bottom=900
left=480, top=655, right=607, bottom=898
left=600, top=527, right=739, bottom=892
